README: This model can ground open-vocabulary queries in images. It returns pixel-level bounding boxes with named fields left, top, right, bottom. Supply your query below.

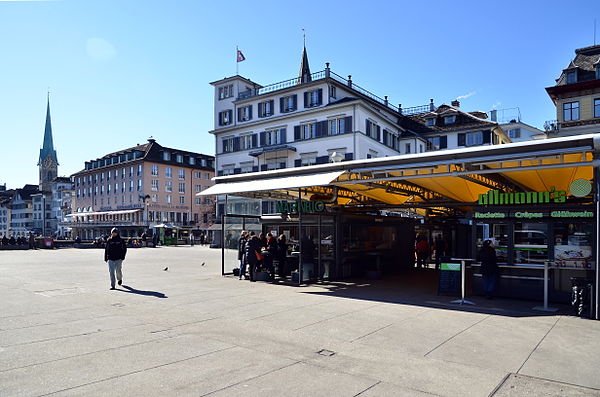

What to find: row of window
left=77, top=169, right=211, bottom=187
left=218, top=89, right=324, bottom=126
left=563, top=99, right=600, bottom=121
left=565, top=67, right=600, bottom=84
left=76, top=180, right=143, bottom=198
left=150, top=181, right=187, bottom=193
left=86, top=153, right=213, bottom=170
left=221, top=116, right=352, bottom=154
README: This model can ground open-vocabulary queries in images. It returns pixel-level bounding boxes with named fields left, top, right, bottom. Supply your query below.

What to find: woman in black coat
left=276, top=234, right=288, bottom=277
left=478, top=239, right=499, bottom=299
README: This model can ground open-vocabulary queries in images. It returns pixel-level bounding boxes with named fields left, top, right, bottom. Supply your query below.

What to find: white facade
left=499, top=121, right=546, bottom=143
left=210, top=70, right=413, bottom=181
left=0, top=202, right=9, bottom=237
left=10, top=192, right=33, bottom=237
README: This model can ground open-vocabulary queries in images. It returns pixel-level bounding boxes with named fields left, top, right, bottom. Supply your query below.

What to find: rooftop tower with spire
left=38, top=94, right=58, bottom=192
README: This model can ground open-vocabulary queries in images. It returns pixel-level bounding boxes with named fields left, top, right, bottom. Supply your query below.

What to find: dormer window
left=218, top=84, right=233, bottom=100
left=444, top=115, right=456, bottom=125
left=176, top=154, right=183, bottom=163
left=163, top=152, right=171, bottom=161
left=426, top=118, right=435, bottom=127
left=566, top=70, right=577, bottom=84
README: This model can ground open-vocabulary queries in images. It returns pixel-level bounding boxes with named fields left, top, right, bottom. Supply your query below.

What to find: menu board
left=554, top=233, right=593, bottom=269
left=438, top=262, right=461, bottom=295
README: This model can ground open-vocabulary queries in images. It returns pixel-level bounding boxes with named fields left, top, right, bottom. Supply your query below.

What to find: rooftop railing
left=236, top=68, right=433, bottom=116
left=544, top=120, right=559, bottom=132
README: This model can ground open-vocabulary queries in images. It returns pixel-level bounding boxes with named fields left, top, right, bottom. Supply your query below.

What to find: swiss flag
left=236, top=49, right=246, bottom=62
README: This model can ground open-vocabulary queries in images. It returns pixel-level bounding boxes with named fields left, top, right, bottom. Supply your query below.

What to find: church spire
left=38, top=93, right=58, bottom=166
left=298, top=45, right=311, bottom=83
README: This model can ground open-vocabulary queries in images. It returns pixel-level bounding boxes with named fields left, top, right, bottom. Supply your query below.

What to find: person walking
left=433, top=234, right=447, bottom=270
left=104, top=228, right=127, bottom=290
left=244, top=231, right=261, bottom=282
left=478, top=239, right=499, bottom=299
left=238, top=231, right=248, bottom=279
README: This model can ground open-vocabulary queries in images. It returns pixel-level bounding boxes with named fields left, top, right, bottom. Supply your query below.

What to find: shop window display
left=554, top=222, right=594, bottom=269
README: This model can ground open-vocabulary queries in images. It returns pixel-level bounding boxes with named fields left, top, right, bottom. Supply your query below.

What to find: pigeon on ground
left=163, top=267, right=168, bottom=271
left=201, top=262, right=205, bottom=266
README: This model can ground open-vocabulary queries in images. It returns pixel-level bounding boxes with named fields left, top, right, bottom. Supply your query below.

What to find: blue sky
left=0, top=0, right=598, bottom=188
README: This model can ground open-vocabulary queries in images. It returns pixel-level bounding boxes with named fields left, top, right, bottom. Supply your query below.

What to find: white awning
left=67, top=209, right=142, bottom=217
left=198, top=170, right=346, bottom=196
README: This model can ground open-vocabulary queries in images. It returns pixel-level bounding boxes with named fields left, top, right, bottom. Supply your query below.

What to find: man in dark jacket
left=238, top=231, right=248, bottom=279
left=478, top=239, right=498, bottom=299
left=104, top=228, right=127, bottom=290
left=245, top=232, right=261, bottom=282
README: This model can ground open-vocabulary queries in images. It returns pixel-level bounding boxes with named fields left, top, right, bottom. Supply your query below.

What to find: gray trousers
left=107, top=259, right=123, bottom=288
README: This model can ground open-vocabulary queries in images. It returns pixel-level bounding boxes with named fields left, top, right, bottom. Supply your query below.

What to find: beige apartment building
left=67, top=138, right=215, bottom=239
left=545, top=44, right=600, bottom=136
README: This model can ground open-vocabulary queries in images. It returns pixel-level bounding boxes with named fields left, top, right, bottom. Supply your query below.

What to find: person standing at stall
left=415, top=234, right=429, bottom=269
left=478, top=239, right=498, bottom=299
left=276, top=234, right=288, bottom=278
left=433, top=234, right=447, bottom=270
left=265, top=233, right=277, bottom=281
left=245, top=231, right=261, bottom=282
left=238, top=231, right=248, bottom=280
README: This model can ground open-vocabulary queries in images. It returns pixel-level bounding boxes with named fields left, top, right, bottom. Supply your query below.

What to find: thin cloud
left=456, top=91, right=476, bottom=100
left=86, top=38, right=116, bottom=61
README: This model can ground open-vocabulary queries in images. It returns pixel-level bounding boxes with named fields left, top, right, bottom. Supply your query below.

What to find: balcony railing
left=544, top=120, right=559, bottom=132
left=401, top=104, right=433, bottom=115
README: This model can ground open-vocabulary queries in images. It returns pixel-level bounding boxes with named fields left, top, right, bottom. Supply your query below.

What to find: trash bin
left=571, top=277, right=595, bottom=318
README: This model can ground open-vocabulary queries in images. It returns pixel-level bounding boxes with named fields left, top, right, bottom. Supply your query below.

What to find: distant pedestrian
left=415, top=234, right=429, bottom=268
left=200, top=233, right=205, bottom=245
left=433, top=234, right=447, bottom=270
left=244, top=231, right=261, bottom=282
left=478, top=239, right=498, bottom=299
left=28, top=232, right=36, bottom=250
left=104, top=228, right=127, bottom=290
left=9, top=236, right=16, bottom=246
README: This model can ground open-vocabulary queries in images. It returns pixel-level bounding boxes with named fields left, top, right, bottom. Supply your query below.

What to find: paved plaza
left=1, top=246, right=600, bottom=396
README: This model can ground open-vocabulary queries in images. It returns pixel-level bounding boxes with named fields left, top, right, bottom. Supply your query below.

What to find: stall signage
left=474, top=210, right=594, bottom=219
left=477, top=188, right=566, bottom=205
left=276, top=200, right=325, bottom=214
left=551, top=210, right=594, bottom=218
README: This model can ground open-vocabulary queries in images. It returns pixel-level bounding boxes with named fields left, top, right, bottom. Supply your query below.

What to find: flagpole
left=236, top=45, right=239, bottom=76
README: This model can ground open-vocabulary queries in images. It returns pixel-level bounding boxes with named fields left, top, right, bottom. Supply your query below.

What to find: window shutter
left=279, top=128, right=287, bottom=144
left=317, top=89, right=323, bottom=105
left=227, top=110, right=232, bottom=123
left=259, top=132, right=266, bottom=146
left=280, top=97, right=285, bottom=113
left=294, top=159, right=302, bottom=167
left=222, top=139, right=227, bottom=153
left=304, top=92, right=309, bottom=108
left=344, top=116, right=352, bottom=133
left=218, top=112, right=223, bottom=126
left=248, top=106, right=253, bottom=120
left=365, top=120, right=370, bottom=135
left=292, top=95, right=297, bottom=110
left=482, top=130, right=491, bottom=144
left=458, top=133, right=466, bottom=146
left=294, top=126, right=301, bottom=141
left=439, top=136, right=447, bottom=149
left=251, top=134, right=258, bottom=148
left=376, top=126, right=381, bottom=142
left=316, top=121, right=327, bottom=137
left=237, top=108, right=243, bottom=122
left=233, top=137, right=240, bottom=152
left=258, top=102, right=263, bottom=118
left=383, top=130, right=389, bottom=146
left=269, top=100, right=275, bottom=115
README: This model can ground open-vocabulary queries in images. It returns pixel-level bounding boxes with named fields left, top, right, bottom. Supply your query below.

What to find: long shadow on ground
left=117, top=285, right=168, bottom=298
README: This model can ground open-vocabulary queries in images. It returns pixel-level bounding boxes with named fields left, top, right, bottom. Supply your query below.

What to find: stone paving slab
left=491, top=374, right=600, bottom=396
left=1, top=247, right=600, bottom=397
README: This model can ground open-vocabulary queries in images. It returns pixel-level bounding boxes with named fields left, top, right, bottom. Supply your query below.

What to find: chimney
left=429, top=98, right=435, bottom=111
left=451, top=99, right=460, bottom=108
left=490, top=109, right=497, bottom=122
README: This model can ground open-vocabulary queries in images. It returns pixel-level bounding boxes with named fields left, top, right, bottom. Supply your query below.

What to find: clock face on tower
left=42, top=157, right=56, bottom=168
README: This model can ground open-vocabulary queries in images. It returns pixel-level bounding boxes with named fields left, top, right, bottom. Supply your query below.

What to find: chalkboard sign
left=438, top=262, right=461, bottom=295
